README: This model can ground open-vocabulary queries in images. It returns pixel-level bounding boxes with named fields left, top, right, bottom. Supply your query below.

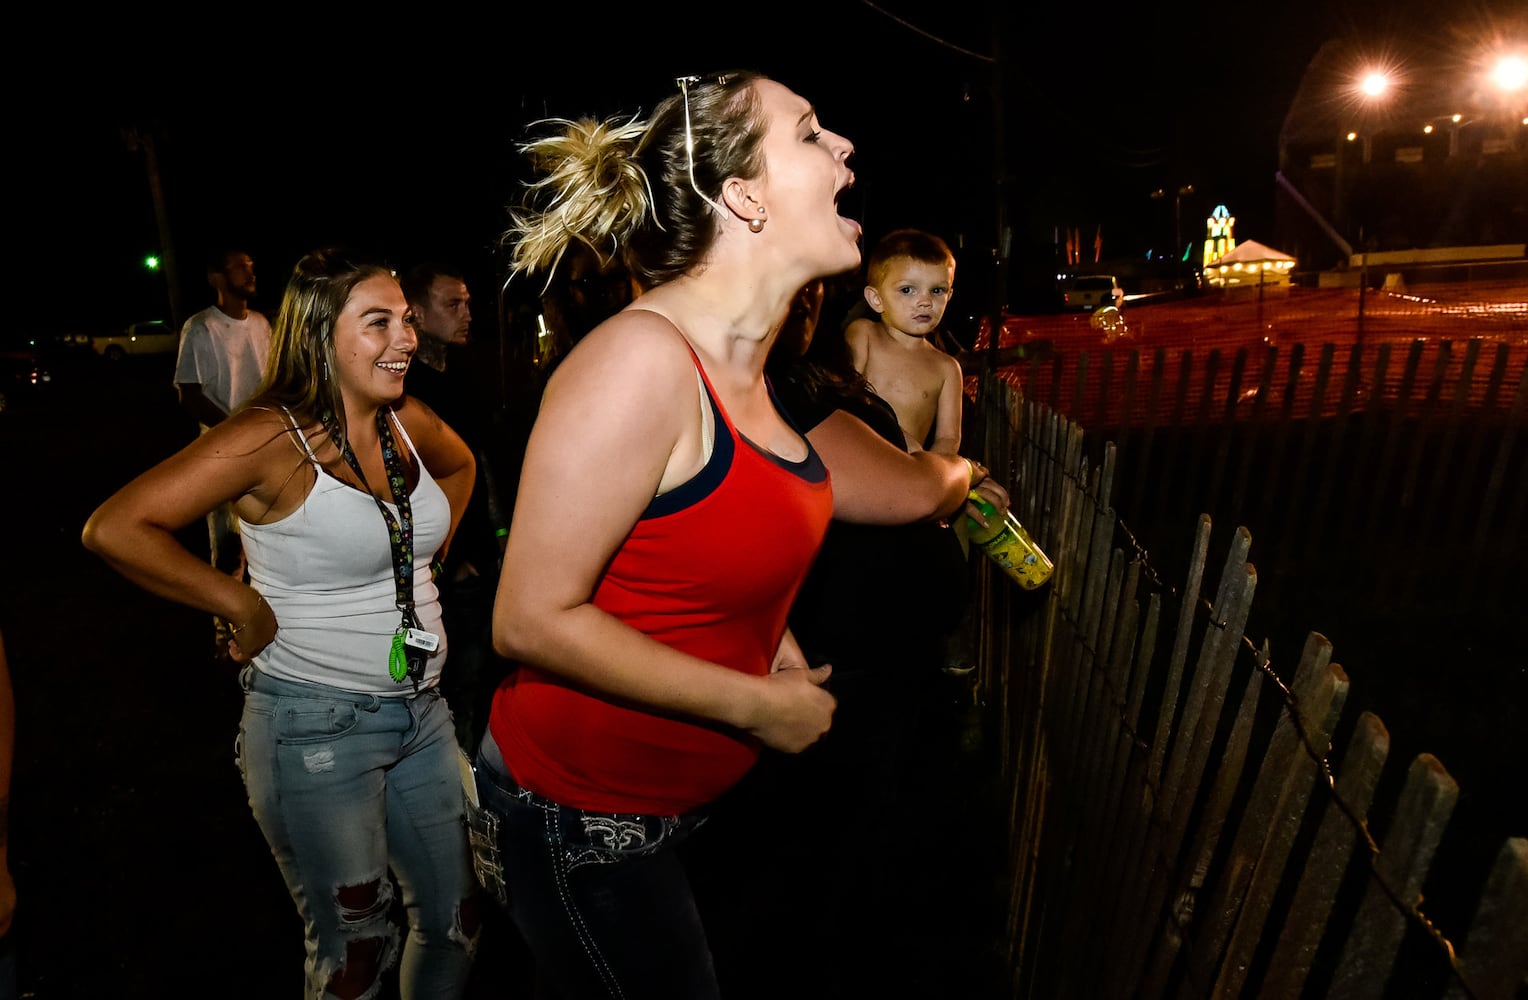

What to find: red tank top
left=489, top=347, right=832, bottom=814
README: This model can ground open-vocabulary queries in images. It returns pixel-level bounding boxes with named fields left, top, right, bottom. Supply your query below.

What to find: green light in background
left=144, top=255, right=161, bottom=271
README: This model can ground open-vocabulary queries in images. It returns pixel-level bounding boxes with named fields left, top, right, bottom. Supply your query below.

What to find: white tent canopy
left=1215, top=239, right=1295, bottom=265
left=1206, top=238, right=1296, bottom=289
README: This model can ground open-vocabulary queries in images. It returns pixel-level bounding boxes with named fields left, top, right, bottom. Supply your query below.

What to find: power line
left=857, top=0, right=997, bottom=63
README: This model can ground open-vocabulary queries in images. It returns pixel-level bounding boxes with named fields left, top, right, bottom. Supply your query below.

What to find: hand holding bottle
left=966, top=491, right=1054, bottom=590
left=964, top=474, right=1011, bottom=528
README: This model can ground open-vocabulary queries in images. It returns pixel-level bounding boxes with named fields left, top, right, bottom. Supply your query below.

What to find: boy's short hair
left=865, top=228, right=956, bottom=288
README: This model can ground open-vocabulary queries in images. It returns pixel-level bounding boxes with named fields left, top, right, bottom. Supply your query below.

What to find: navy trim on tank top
left=642, top=370, right=826, bottom=519
left=759, top=376, right=827, bottom=482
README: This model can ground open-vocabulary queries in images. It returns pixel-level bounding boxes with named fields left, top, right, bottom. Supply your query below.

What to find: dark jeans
left=472, top=730, right=718, bottom=1000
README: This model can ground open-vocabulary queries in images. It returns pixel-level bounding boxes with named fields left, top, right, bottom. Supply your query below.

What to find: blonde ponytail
left=502, top=116, right=655, bottom=283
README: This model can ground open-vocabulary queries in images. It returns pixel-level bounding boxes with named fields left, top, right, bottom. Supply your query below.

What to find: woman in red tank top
left=471, top=72, right=984, bottom=1000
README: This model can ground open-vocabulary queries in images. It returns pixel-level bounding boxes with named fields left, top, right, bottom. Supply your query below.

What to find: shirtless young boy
left=848, top=231, right=984, bottom=676
left=845, top=228, right=964, bottom=455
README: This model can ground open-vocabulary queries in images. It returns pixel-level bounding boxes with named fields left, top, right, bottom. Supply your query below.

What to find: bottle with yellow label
left=965, top=492, right=1054, bottom=590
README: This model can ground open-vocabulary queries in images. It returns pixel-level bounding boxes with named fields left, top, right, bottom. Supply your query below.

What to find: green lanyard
left=321, top=406, right=421, bottom=687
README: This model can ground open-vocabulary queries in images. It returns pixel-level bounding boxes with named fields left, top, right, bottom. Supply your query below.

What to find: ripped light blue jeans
left=237, top=666, right=478, bottom=1000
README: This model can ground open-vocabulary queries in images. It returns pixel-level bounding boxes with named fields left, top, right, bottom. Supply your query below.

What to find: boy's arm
left=843, top=318, right=872, bottom=374
left=928, top=353, right=964, bottom=455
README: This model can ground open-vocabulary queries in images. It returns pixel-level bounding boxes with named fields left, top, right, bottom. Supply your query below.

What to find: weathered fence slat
left=1122, top=532, right=1257, bottom=995
left=1153, top=514, right=1213, bottom=792
left=1204, top=663, right=1350, bottom=996
left=1054, top=448, right=1094, bottom=776
left=1143, top=588, right=1263, bottom=1000
left=1180, top=635, right=1341, bottom=995
left=1442, top=837, right=1528, bottom=1000
left=1075, top=553, right=1136, bottom=856
left=999, top=402, right=1079, bottom=995
left=1162, top=529, right=1256, bottom=840
left=1054, top=554, right=1128, bottom=986
left=1040, top=462, right=1116, bottom=996
left=1261, top=711, right=1392, bottom=998
left=1059, top=454, right=1117, bottom=798
left=1104, top=516, right=1213, bottom=997
left=1077, top=587, right=1158, bottom=998
left=1328, top=754, right=1460, bottom=999
left=1065, top=557, right=1141, bottom=970
left=1090, top=584, right=1157, bottom=916
left=1199, top=640, right=1349, bottom=998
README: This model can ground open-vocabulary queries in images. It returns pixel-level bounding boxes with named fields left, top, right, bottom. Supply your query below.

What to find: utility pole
left=123, top=125, right=183, bottom=331
left=1357, top=227, right=1368, bottom=344
left=1151, top=184, right=1194, bottom=260
left=987, top=6, right=1009, bottom=359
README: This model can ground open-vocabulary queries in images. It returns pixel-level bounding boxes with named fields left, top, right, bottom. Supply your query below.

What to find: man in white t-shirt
left=173, top=248, right=272, bottom=653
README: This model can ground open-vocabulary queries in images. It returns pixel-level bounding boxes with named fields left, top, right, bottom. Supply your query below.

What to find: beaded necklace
left=320, top=406, right=422, bottom=688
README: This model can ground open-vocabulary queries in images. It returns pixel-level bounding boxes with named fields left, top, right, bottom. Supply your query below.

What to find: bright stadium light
left=1489, top=53, right=1526, bottom=93
left=1359, top=71, right=1392, bottom=97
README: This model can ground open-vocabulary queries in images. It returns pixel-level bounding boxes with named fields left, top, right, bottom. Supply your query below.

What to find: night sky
left=14, top=0, right=1524, bottom=338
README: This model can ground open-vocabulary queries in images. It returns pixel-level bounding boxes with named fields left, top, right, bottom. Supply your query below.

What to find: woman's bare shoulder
left=588, top=307, right=689, bottom=348
left=551, top=308, right=695, bottom=389
left=211, top=404, right=301, bottom=450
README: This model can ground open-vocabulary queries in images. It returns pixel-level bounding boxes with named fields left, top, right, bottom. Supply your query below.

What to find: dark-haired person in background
left=402, top=261, right=511, bottom=754
left=173, top=247, right=272, bottom=657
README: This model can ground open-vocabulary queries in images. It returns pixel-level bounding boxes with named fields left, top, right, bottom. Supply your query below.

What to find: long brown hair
left=247, top=247, right=395, bottom=452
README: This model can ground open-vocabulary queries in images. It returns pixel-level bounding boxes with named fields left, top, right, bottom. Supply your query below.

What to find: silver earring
left=748, top=217, right=765, bottom=233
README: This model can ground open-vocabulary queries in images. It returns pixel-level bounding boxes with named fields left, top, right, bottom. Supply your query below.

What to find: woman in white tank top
left=83, top=248, right=480, bottom=999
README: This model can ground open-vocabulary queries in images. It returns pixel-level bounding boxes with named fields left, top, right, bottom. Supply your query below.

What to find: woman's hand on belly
left=741, top=665, right=835, bottom=753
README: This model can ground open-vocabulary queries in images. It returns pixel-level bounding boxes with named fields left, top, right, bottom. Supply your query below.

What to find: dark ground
left=0, top=353, right=1013, bottom=999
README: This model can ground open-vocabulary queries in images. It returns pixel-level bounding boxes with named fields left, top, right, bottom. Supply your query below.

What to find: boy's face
left=864, top=257, right=954, bottom=338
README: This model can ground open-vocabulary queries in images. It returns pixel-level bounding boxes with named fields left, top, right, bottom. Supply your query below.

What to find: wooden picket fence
left=965, top=367, right=1526, bottom=998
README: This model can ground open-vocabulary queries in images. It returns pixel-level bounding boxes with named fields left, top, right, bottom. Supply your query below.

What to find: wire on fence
left=1026, top=426, right=1476, bottom=997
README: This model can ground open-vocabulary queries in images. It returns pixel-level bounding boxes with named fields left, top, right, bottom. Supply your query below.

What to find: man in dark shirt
left=401, top=261, right=509, bottom=753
